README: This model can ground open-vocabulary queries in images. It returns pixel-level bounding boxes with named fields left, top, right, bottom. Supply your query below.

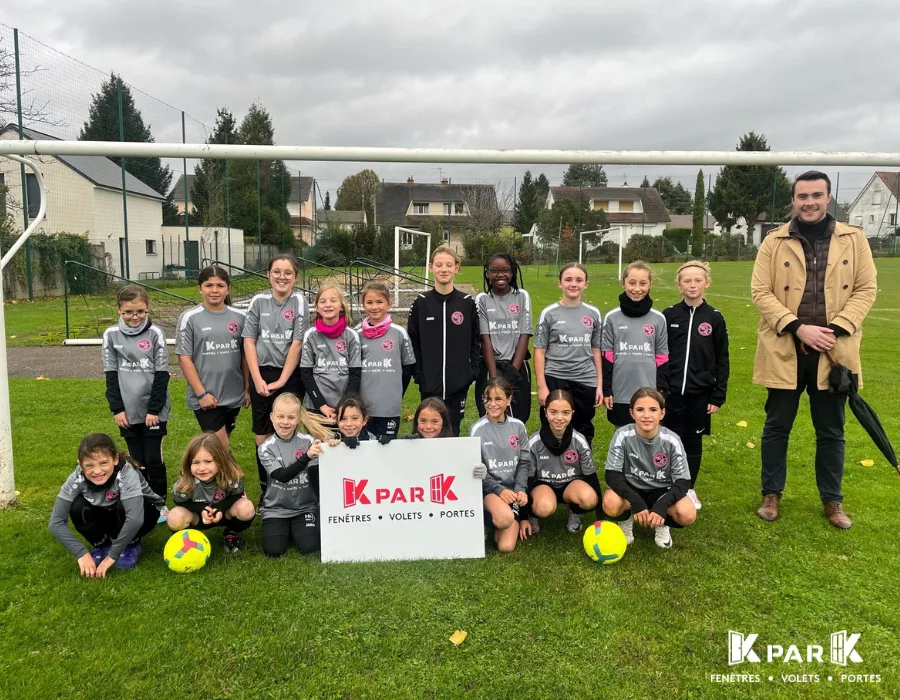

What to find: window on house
left=873, top=191, right=883, bottom=205
left=146, top=239, right=157, bottom=255
left=442, top=227, right=450, bottom=242
left=455, top=202, right=464, bottom=215
left=855, top=216, right=863, bottom=226
left=413, top=202, right=428, bottom=215
left=593, top=200, right=609, bottom=211
left=443, top=203, right=451, bottom=216
left=869, top=215, right=875, bottom=223
left=25, top=173, right=41, bottom=218
left=618, top=200, right=634, bottom=213
left=890, top=214, right=897, bottom=226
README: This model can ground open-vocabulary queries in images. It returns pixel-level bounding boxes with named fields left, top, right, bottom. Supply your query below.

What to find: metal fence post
left=116, top=77, right=130, bottom=279
left=13, top=29, right=34, bottom=300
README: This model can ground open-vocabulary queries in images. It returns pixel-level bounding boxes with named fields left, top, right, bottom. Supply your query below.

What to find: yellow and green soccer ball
left=164, top=529, right=211, bottom=573
left=583, top=521, right=627, bottom=565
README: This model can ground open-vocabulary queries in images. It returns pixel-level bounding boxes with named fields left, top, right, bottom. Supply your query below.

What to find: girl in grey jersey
left=49, top=434, right=162, bottom=578
left=534, top=263, right=603, bottom=447
left=602, top=261, right=670, bottom=428
left=470, top=377, right=530, bottom=553
left=475, top=254, right=534, bottom=423
left=102, top=286, right=171, bottom=499
left=602, top=388, right=696, bottom=549
left=166, top=433, right=256, bottom=553
left=524, top=389, right=601, bottom=537
left=300, top=284, right=361, bottom=417
left=259, top=392, right=338, bottom=557
left=176, top=266, right=249, bottom=449
left=356, top=282, right=416, bottom=439
left=242, top=254, right=310, bottom=494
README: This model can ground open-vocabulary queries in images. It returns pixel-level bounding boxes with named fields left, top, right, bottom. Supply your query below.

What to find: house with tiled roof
left=376, top=177, right=499, bottom=254
left=172, top=173, right=317, bottom=244
left=847, top=172, right=900, bottom=238
left=546, top=186, right=671, bottom=242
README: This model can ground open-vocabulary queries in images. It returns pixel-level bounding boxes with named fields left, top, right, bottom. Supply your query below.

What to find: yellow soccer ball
left=583, top=520, right=627, bottom=565
left=164, top=529, right=211, bottom=573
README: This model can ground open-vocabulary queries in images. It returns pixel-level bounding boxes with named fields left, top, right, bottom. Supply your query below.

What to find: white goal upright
left=393, top=226, right=432, bottom=308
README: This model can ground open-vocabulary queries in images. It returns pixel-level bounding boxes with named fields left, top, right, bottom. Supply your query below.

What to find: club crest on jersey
left=643, top=324, right=655, bottom=337
left=213, top=489, right=226, bottom=502
left=294, top=449, right=306, bottom=460
left=563, top=449, right=578, bottom=465
left=105, top=489, right=119, bottom=501
left=227, top=322, right=240, bottom=336
left=698, top=322, right=712, bottom=336
left=137, top=338, right=151, bottom=352
left=382, top=338, right=394, bottom=352
left=653, top=452, right=668, bottom=467
left=336, top=339, right=347, bottom=353
left=581, top=315, right=593, bottom=328
left=451, top=311, right=464, bottom=325
left=282, top=308, right=295, bottom=321
left=508, top=434, right=520, bottom=449
left=508, top=303, right=520, bottom=315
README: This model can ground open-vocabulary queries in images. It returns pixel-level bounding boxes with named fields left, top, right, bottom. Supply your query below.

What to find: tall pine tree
left=691, top=169, right=706, bottom=255
left=191, top=107, right=237, bottom=226
left=79, top=72, right=179, bottom=224
left=324, top=191, right=331, bottom=210
left=562, top=164, right=607, bottom=187
left=708, top=132, right=792, bottom=240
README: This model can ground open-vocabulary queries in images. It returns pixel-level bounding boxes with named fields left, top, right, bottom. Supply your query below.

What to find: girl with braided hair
left=474, top=253, right=533, bottom=422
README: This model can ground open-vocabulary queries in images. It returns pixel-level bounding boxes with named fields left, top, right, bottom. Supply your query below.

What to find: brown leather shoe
left=757, top=494, right=779, bottom=521
left=824, top=502, right=852, bottom=529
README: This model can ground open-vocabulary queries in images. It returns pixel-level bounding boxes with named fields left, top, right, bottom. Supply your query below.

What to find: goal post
left=0, top=155, right=47, bottom=506
left=393, top=226, right=431, bottom=308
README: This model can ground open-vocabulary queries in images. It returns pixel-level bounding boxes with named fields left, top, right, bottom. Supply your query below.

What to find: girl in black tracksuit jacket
left=407, top=246, right=481, bottom=437
left=662, top=262, right=730, bottom=504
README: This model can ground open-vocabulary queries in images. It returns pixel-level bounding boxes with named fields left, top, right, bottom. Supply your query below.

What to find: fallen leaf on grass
left=740, top=347, right=746, bottom=350
left=746, top=442, right=756, bottom=449
left=449, top=630, right=468, bottom=646
left=9, top=335, right=15, bottom=339
left=531, top=391, right=537, bottom=395
left=859, top=459, right=875, bottom=467
left=736, top=421, right=748, bottom=428
left=35, top=376, right=47, bottom=381
left=405, top=414, right=414, bottom=421
left=710, top=439, right=717, bottom=445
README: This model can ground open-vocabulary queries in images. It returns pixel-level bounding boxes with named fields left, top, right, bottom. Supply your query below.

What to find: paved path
left=8, top=346, right=180, bottom=379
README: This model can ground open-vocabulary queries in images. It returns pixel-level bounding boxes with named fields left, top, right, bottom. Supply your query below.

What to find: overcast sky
left=4, top=0, right=900, bottom=204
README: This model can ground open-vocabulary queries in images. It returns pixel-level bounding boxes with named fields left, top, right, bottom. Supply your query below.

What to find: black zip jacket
left=662, top=299, right=730, bottom=406
left=407, top=288, right=480, bottom=398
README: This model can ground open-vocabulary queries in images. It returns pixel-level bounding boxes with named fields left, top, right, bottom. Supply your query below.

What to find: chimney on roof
left=407, top=176, right=414, bottom=185
left=441, top=178, right=448, bottom=184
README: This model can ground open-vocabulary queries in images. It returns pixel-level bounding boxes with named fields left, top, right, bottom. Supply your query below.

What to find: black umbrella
left=825, top=350, right=899, bottom=475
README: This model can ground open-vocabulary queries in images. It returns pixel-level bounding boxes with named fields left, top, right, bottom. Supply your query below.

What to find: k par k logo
left=728, top=631, right=862, bottom=666
left=343, top=474, right=458, bottom=507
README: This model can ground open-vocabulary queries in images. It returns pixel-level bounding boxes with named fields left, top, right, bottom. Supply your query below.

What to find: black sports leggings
left=124, top=435, right=167, bottom=501
left=70, top=495, right=159, bottom=548
left=262, top=513, right=321, bottom=557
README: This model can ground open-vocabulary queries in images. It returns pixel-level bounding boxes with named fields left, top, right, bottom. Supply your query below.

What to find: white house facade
left=847, top=172, right=900, bottom=239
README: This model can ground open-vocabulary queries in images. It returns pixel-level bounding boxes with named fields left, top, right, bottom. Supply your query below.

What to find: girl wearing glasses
left=242, top=254, right=310, bottom=495
left=474, top=253, right=533, bottom=422
left=101, top=285, right=171, bottom=501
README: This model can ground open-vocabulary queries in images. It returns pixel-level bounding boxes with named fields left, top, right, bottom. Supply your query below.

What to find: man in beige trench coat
left=751, top=171, right=877, bottom=529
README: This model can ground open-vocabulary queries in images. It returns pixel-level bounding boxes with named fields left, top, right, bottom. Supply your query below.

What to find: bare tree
left=457, top=182, right=513, bottom=234
left=0, top=38, right=66, bottom=131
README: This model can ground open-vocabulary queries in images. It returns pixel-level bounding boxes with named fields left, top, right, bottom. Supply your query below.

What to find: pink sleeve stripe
left=603, top=351, right=614, bottom=363
left=655, top=354, right=669, bottom=367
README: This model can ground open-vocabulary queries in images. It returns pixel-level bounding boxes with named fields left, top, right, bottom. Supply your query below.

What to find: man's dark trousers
left=761, top=349, right=847, bottom=502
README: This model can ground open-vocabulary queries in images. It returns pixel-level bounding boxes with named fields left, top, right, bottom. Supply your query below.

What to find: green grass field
left=2, top=260, right=899, bottom=698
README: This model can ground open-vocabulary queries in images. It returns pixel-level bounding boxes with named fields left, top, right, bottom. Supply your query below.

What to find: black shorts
left=663, top=391, right=712, bottom=438
left=607, top=403, right=633, bottom=428
left=635, top=487, right=673, bottom=512
left=194, top=406, right=241, bottom=434
left=119, top=421, right=168, bottom=439
left=367, top=416, right=400, bottom=439
left=482, top=496, right=525, bottom=528
left=250, top=365, right=305, bottom=435
left=532, top=480, right=578, bottom=503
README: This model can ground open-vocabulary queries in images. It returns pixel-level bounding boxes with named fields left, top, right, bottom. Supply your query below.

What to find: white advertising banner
left=319, top=437, right=486, bottom=563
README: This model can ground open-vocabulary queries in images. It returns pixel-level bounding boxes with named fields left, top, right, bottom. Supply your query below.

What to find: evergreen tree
left=691, top=169, right=706, bottom=255
left=653, top=176, right=692, bottom=215
left=562, top=164, right=607, bottom=187
left=191, top=107, right=237, bottom=226
left=535, top=173, right=550, bottom=203
left=324, top=191, right=331, bottom=210
left=708, top=132, right=792, bottom=239
left=641, top=175, right=651, bottom=188
left=514, top=171, right=537, bottom=234
left=79, top=72, right=179, bottom=224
